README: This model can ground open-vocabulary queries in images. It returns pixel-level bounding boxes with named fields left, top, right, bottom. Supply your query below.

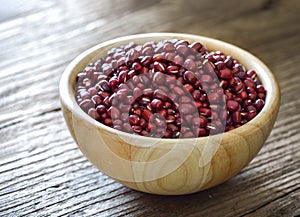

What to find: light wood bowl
left=59, top=33, right=280, bottom=195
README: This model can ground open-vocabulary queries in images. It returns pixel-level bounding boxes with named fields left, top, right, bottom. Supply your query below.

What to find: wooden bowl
left=59, top=33, right=280, bottom=195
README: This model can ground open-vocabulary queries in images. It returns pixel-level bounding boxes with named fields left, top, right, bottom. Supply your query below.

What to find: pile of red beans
left=75, top=39, right=266, bottom=138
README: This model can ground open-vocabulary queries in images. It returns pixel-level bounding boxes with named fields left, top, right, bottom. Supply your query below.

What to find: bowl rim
left=59, top=32, right=280, bottom=142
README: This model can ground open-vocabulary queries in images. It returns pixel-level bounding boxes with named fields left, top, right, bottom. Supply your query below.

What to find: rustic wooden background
left=0, top=0, right=299, bottom=216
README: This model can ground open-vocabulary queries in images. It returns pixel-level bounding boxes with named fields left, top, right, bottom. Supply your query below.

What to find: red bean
left=167, top=123, right=178, bottom=132
left=163, top=43, right=175, bottom=52
left=129, top=114, right=140, bottom=125
left=166, top=65, right=179, bottom=74
left=184, top=84, right=194, bottom=93
left=79, top=99, right=94, bottom=112
left=224, top=56, right=234, bottom=68
left=132, top=87, right=141, bottom=98
left=235, top=71, right=247, bottom=80
left=191, top=117, right=200, bottom=126
left=174, top=86, right=185, bottom=96
left=142, top=47, right=154, bottom=56
left=96, top=104, right=106, bottom=114
left=244, top=78, right=256, bottom=88
left=141, top=56, right=152, bottom=67
left=189, top=41, right=202, bottom=51
left=108, top=107, right=120, bottom=119
left=219, top=68, right=233, bottom=79
left=256, top=85, right=266, bottom=93
left=157, top=109, right=167, bottom=118
left=173, top=55, right=184, bottom=65
left=184, top=59, right=197, bottom=71
left=165, top=52, right=176, bottom=62
left=99, top=80, right=111, bottom=92
left=198, top=128, right=207, bottom=136
left=142, top=109, right=153, bottom=121
left=199, top=108, right=211, bottom=117
left=254, top=99, right=265, bottom=110
left=247, top=70, right=256, bottom=79
left=88, top=108, right=101, bottom=121
left=199, top=115, right=208, bottom=127
left=176, top=45, right=189, bottom=56
left=153, top=72, right=165, bottom=85
left=238, top=91, right=248, bottom=100
left=183, top=131, right=194, bottom=138
left=227, top=100, right=240, bottom=112
left=164, top=101, right=172, bottom=109
left=179, top=95, right=191, bottom=104
left=215, top=61, right=226, bottom=70
left=208, top=92, right=220, bottom=103
left=151, top=99, right=163, bottom=109
left=201, top=74, right=212, bottom=83
left=192, top=90, right=201, bottom=101
left=233, top=82, right=244, bottom=93
left=179, top=104, right=196, bottom=115
left=247, top=105, right=257, bottom=114
left=232, top=111, right=241, bottom=124
left=153, top=61, right=165, bottom=72
left=91, top=95, right=102, bottom=106
left=153, top=89, right=168, bottom=101
left=132, top=125, right=142, bottom=133
left=132, top=62, right=142, bottom=71
left=248, top=92, right=257, bottom=101
left=246, top=112, right=257, bottom=121
left=165, top=75, right=177, bottom=85
left=258, top=93, right=266, bottom=99
left=166, top=115, right=176, bottom=123
left=104, top=118, right=112, bottom=126
left=203, top=61, right=215, bottom=73
left=163, top=130, right=172, bottom=138
left=183, top=71, right=197, bottom=84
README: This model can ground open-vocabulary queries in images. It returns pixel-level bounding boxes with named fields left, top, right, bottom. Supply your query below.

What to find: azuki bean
left=254, top=99, right=265, bottom=110
left=153, top=61, right=165, bottom=72
left=219, top=68, right=233, bottom=79
left=88, top=108, right=101, bottom=121
left=153, top=89, right=168, bottom=101
left=91, top=95, right=102, bottom=105
left=184, top=59, right=197, bottom=71
left=199, top=108, right=211, bottom=117
left=226, top=100, right=240, bottom=112
left=176, top=45, right=189, bottom=56
left=183, top=71, right=197, bottom=84
left=151, top=99, right=163, bottom=110
left=179, top=104, right=196, bottom=115
left=173, top=55, right=184, bottom=65
left=99, top=80, right=111, bottom=92
left=142, top=109, right=153, bottom=121
left=132, top=125, right=142, bottom=133
left=166, top=65, right=179, bottom=74
left=153, top=72, right=165, bottom=85
left=184, top=84, right=194, bottom=93
left=232, top=111, right=241, bottom=124
left=79, top=99, right=94, bottom=112
left=129, top=114, right=140, bottom=125
left=189, top=41, right=202, bottom=51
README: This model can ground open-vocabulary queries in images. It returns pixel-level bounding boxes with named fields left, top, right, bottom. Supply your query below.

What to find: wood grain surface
left=0, top=0, right=299, bottom=216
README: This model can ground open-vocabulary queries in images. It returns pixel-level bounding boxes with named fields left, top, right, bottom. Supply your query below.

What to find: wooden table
left=0, top=0, right=299, bottom=216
